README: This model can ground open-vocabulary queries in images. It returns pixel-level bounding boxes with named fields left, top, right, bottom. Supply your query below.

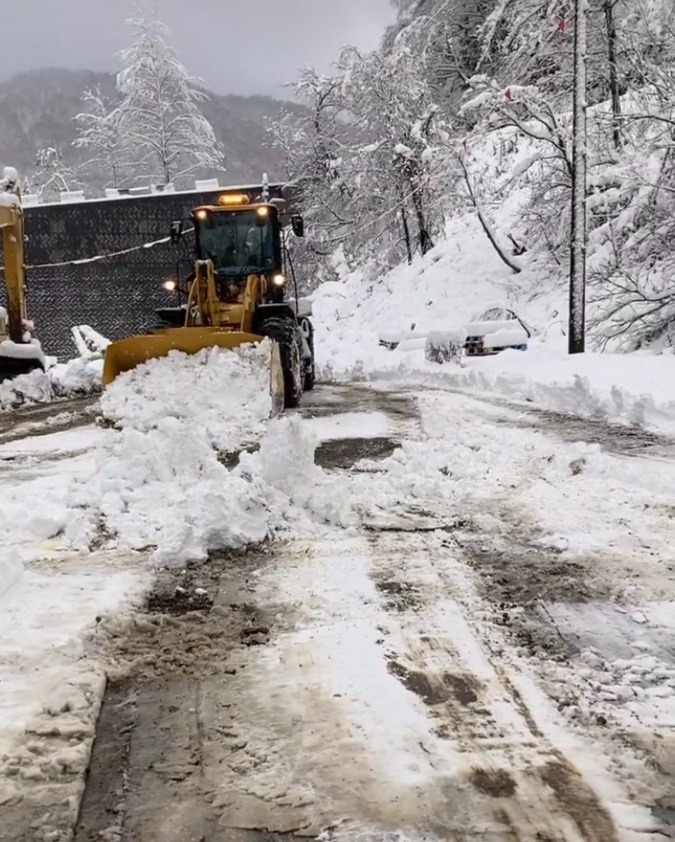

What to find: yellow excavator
left=103, top=189, right=315, bottom=409
left=0, top=167, right=46, bottom=381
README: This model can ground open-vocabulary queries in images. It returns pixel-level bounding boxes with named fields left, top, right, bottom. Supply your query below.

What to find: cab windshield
left=196, top=210, right=275, bottom=277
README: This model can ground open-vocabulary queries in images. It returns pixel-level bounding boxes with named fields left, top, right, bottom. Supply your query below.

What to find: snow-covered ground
left=2, top=374, right=663, bottom=839
left=0, top=345, right=281, bottom=821
left=312, top=215, right=675, bottom=435
left=0, top=254, right=673, bottom=837
left=0, top=424, right=149, bottom=815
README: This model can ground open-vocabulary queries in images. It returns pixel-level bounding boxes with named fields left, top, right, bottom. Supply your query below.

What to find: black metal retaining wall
left=0, top=184, right=288, bottom=360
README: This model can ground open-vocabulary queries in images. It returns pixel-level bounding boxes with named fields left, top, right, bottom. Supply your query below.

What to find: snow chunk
left=71, top=324, right=110, bottom=359
left=258, top=416, right=319, bottom=507
left=0, top=368, right=52, bottom=409
left=77, top=417, right=271, bottom=566
left=0, top=357, right=103, bottom=411
left=50, top=357, right=104, bottom=395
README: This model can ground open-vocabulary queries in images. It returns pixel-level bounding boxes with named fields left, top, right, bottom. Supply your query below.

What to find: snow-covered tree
left=28, top=147, right=81, bottom=202
left=115, top=6, right=223, bottom=184
left=273, top=43, right=448, bottom=276
left=339, top=45, right=445, bottom=255
left=385, top=0, right=495, bottom=108
left=73, top=87, right=129, bottom=187
left=272, top=0, right=675, bottom=347
left=584, top=5, right=675, bottom=349
left=272, top=67, right=356, bottom=284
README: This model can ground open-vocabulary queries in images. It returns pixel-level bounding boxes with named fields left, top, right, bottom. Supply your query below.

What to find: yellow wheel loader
left=0, top=167, right=46, bottom=381
left=103, top=190, right=315, bottom=410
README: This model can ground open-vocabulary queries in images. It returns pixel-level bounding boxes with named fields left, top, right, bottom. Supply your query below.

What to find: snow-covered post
left=569, top=0, right=588, bottom=354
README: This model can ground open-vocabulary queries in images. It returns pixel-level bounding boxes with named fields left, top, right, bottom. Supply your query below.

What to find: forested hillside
left=0, top=69, right=302, bottom=193
left=274, top=0, right=675, bottom=351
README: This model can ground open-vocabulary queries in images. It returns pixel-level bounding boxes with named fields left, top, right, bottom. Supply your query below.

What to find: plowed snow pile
left=67, top=344, right=305, bottom=566
left=0, top=358, right=103, bottom=411
left=100, top=344, right=272, bottom=449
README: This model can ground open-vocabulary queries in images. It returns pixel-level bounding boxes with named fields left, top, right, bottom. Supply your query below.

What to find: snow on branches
left=116, top=10, right=223, bottom=184
left=73, top=4, right=223, bottom=188
left=271, top=44, right=448, bottom=276
left=281, top=0, right=675, bottom=349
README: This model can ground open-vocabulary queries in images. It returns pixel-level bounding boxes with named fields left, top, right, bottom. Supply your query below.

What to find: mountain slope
left=0, top=68, right=301, bottom=190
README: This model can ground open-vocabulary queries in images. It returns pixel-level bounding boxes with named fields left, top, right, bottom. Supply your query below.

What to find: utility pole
left=569, top=0, right=588, bottom=354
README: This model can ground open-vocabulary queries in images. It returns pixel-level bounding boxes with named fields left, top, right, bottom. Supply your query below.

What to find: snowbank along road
left=1, top=379, right=674, bottom=842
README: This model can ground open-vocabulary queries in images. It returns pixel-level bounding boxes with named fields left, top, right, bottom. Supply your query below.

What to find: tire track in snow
left=0, top=396, right=98, bottom=445
left=367, top=531, right=627, bottom=842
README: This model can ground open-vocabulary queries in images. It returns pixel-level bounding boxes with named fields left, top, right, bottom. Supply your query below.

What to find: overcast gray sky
left=2, top=0, right=395, bottom=97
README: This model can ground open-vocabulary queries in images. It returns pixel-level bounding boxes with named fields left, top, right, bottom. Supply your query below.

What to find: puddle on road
left=299, top=383, right=417, bottom=470
left=315, top=435, right=400, bottom=469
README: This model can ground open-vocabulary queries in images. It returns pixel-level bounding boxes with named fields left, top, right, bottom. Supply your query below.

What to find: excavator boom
left=0, top=203, right=27, bottom=343
left=0, top=169, right=46, bottom=381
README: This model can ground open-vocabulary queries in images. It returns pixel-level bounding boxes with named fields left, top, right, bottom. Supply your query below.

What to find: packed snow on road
left=1, top=282, right=673, bottom=841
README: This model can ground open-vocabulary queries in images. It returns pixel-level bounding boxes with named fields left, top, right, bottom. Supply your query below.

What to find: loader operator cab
left=193, top=197, right=282, bottom=302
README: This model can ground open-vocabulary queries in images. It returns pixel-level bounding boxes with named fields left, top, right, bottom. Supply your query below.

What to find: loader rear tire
left=260, top=317, right=304, bottom=409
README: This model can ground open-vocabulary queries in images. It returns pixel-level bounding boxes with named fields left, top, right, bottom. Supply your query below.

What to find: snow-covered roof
left=28, top=179, right=294, bottom=210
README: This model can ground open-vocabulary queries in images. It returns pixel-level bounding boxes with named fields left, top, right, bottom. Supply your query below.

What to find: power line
left=0, top=229, right=193, bottom=273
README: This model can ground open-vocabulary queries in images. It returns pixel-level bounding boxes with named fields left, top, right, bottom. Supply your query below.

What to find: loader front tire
left=260, top=317, right=304, bottom=409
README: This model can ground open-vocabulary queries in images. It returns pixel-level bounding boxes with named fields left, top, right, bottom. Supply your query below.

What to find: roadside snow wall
left=311, top=215, right=675, bottom=434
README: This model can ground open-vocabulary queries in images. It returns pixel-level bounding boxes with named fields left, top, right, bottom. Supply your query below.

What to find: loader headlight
left=163, top=279, right=177, bottom=291
left=272, top=274, right=286, bottom=287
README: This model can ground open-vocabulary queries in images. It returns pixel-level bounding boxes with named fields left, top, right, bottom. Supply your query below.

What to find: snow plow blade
left=102, top=328, right=285, bottom=413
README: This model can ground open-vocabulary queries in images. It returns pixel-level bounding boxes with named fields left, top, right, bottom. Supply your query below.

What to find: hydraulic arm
left=0, top=167, right=46, bottom=380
